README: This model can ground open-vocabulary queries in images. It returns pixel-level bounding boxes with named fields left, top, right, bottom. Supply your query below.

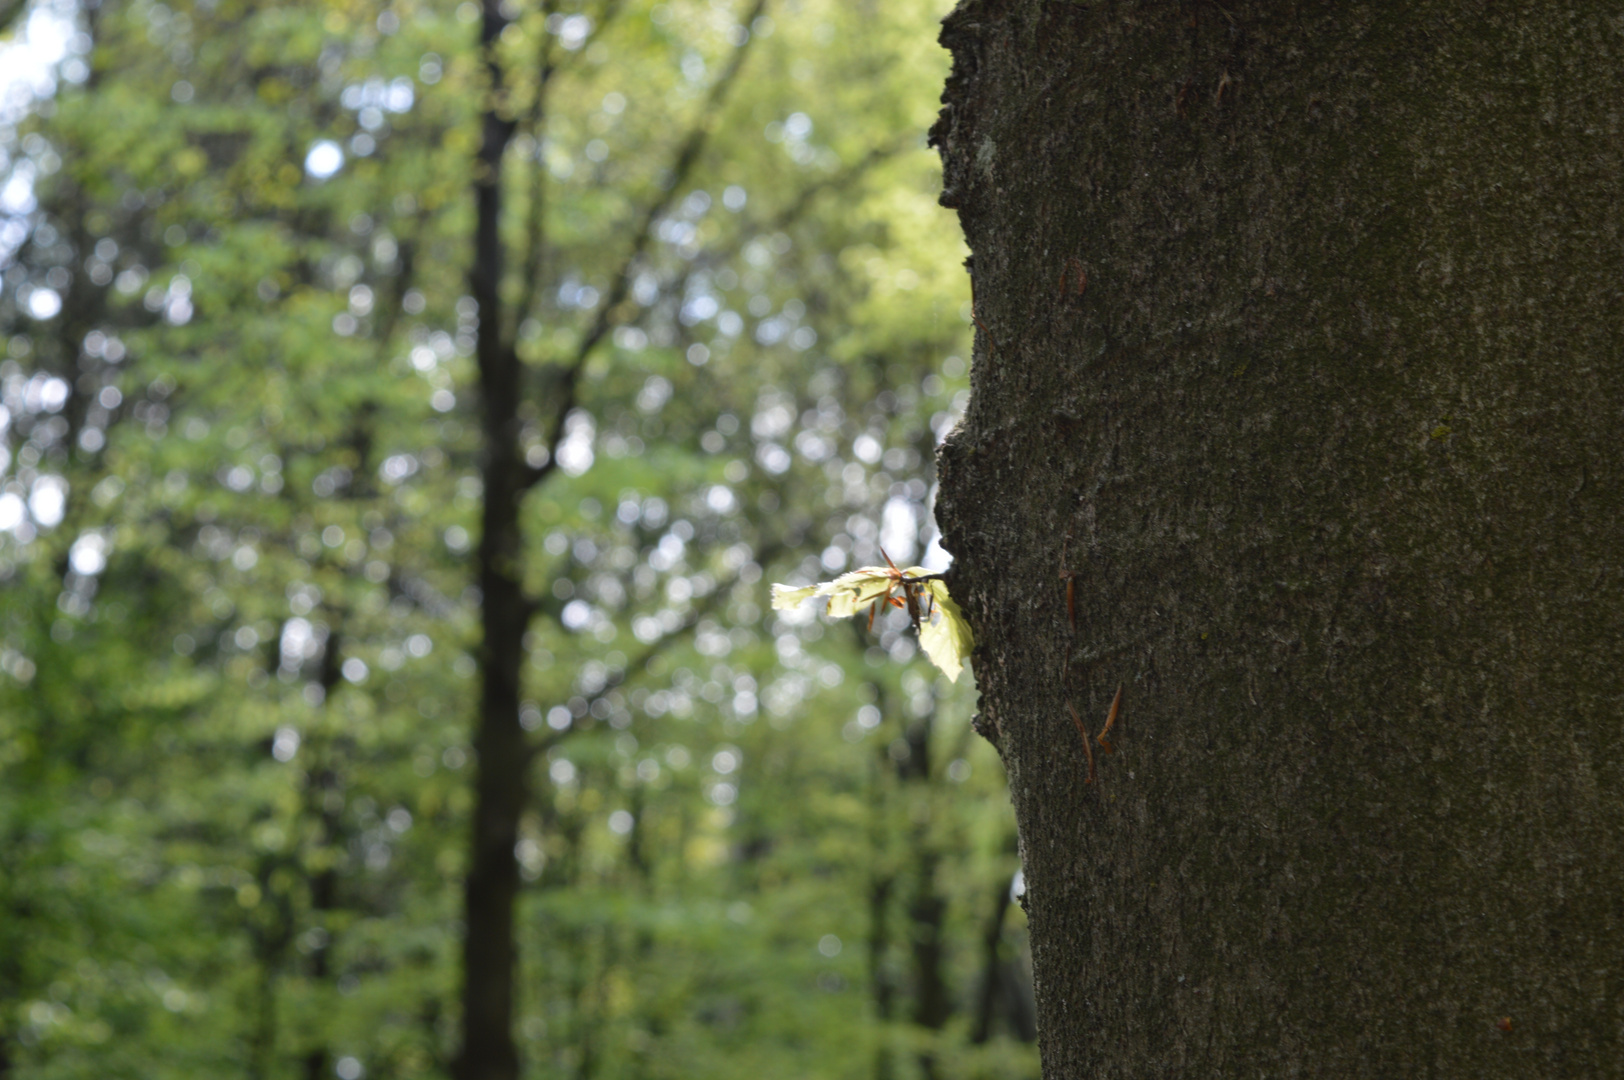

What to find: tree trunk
left=458, top=2, right=525, bottom=1078
left=969, top=871, right=1013, bottom=1046
left=930, top=3, right=1624, bottom=1075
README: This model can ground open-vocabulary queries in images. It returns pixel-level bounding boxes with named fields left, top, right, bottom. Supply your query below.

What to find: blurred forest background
left=0, top=0, right=1038, bottom=1078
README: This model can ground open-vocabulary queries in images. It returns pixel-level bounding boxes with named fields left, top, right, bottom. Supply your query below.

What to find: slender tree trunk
left=457, top=1, right=526, bottom=1077
left=969, top=872, right=1012, bottom=1046
left=865, top=749, right=897, bottom=1080
left=246, top=924, right=284, bottom=1080
left=453, top=6, right=765, bottom=1071
left=867, top=872, right=897, bottom=1080
left=301, top=773, right=341, bottom=1080
left=900, top=715, right=950, bottom=1080
left=0, top=885, right=21, bottom=1080
left=931, top=3, right=1624, bottom=1075
left=906, top=846, right=948, bottom=1080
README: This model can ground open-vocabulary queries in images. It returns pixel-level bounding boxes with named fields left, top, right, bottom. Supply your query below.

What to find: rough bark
left=930, top=3, right=1624, bottom=1075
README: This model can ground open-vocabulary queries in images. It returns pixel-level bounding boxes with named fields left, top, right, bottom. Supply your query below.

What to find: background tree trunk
left=930, top=2, right=1624, bottom=1075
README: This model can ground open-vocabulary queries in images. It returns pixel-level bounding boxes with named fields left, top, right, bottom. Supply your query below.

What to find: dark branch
left=510, top=0, right=560, bottom=347
left=522, top=0, right=769, bottom=491
left=0, top=0, right=27, bottom=37
left=523, top=541, right=781, bottom=760
left=699, top=139, right=913, bottom=274
left=636, top=138, right=913, bottom=341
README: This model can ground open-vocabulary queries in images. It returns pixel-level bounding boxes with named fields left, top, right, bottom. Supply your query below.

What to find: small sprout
left=1066, top=699, right=1096, bottom=784
left=771, top=551, right=974, bottom=682
left=1097, top=684, right=1122, bottom=754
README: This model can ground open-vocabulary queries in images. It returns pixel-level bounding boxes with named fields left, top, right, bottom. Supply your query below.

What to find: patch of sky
left=305, top=140, right=344, bottom=180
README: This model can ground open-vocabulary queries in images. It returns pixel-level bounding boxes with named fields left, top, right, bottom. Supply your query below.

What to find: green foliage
left=0, top=0, right=1036, bottom=1078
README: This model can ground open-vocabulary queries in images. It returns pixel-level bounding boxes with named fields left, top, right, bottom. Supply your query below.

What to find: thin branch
left=523, top=546, right=778, bottom=760
left=522, top=0, right=769, bottom=490
left=579, top=0, right=628, bottom=62
left=522, top=626, right=681, bottom=761
left=0, top=0, right=27, bottom=37
left=702, top=139, right=913, bottom=273
left=640, top=137, right=912, bottom=330
left=510, top=0, right=634, bottom=402
left=523, top=137, right=903, bottom=483
left=511, top=0, right=560, bottom=346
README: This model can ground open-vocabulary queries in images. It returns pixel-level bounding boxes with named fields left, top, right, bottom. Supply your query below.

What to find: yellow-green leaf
left=770, top=583, right=820, bottom=610
left=917, top=580, right=974, bottom=682
left=822, top=567, right=899, bottom=618
left=768, top=570, right=975, bottom=682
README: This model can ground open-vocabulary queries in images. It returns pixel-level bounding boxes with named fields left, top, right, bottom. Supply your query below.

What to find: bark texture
left=930, top=3, right=1624, bottom=1075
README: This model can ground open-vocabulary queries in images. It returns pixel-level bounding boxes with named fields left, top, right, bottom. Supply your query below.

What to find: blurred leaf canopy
left=0, top=0, right=1037, bottom=1077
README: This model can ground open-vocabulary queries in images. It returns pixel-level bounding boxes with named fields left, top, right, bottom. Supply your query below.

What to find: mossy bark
left=930, top=3, right=1624, bottom=1075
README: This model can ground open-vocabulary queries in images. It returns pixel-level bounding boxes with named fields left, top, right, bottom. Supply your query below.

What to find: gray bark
left=930, top=3, right=1624, bottom=1075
